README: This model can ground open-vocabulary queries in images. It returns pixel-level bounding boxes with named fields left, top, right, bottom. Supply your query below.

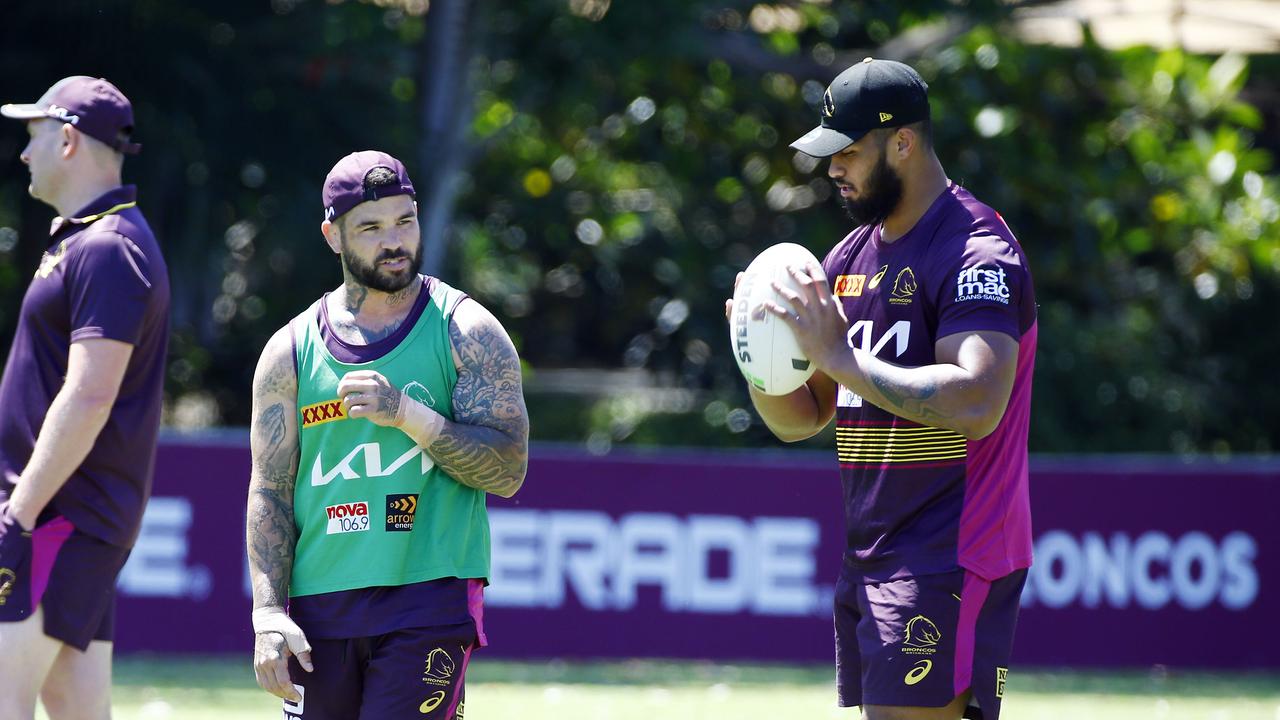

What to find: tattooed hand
left=337, top=371, right=404, bottom=427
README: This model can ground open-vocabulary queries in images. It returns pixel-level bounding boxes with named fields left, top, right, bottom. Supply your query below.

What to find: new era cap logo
left=823, top=89, right=835, bottom=118
left=879, top=112, right=893, bottom=123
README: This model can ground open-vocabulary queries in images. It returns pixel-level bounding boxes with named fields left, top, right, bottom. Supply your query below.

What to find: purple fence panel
left=113, top=439, right=1277, bottom=669
left=116, top=438, right=252, bottom=654
left=482, top=448, right=844, bottom=663
left=1017, top=459, right=1274, bottom=668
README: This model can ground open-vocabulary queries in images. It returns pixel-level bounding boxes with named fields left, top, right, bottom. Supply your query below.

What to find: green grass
left=34, top=656, right=1280, bottom=719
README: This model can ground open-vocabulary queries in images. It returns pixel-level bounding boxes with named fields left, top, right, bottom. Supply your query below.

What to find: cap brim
left=789, top=125, right=863, bottom=158
left=0, top=103, right=50, bottom=120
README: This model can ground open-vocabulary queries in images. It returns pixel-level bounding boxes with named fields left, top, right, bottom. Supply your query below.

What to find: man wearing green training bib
left=245, top=150, right=529, bottom=720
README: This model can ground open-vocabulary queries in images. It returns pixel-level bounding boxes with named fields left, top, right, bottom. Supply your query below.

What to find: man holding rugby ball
left=728, top=57, right=1037, bottom=720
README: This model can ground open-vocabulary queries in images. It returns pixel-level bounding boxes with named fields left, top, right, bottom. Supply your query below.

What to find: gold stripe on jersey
left=836, top=424, right=967, bottom=464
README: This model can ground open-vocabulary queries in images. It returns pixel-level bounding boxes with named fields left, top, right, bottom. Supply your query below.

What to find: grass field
left=35, top=657, right=1280, bottom=720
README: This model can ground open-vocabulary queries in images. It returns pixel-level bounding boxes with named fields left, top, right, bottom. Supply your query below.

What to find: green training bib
left=289, top=279, right=490, bottom=597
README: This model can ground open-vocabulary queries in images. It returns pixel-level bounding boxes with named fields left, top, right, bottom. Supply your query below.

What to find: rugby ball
left=729, top=242, right=823, bottom=395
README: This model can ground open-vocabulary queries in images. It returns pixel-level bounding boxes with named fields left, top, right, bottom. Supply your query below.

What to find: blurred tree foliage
left=0, top=0, right=1276, bottom=456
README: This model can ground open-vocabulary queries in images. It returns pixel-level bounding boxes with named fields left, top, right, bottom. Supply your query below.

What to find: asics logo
left=904, top=659, right=932, bottom=685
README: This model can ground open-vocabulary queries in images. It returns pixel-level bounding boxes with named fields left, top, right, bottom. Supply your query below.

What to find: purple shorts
left=285, top=621, right=478, bottom=720
left=835, top=569, right=1027, bottom=720
left=0, top=516, right=131, bottom=650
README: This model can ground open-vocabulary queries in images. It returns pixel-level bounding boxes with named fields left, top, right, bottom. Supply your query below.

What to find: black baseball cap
left=790, top=57, right=930, bottom=158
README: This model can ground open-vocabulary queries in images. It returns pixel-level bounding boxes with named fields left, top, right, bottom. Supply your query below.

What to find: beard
left=842, top=150, right=904, bottom=227
left=342, top=242, right=423, bottom=293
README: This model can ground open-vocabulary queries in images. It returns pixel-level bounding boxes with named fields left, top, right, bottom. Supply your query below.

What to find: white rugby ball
left=729, top=242, right=823, bottom=395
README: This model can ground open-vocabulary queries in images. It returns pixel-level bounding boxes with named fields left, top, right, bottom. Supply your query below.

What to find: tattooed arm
left=247, top=326, right=299, bottom=612
left=246, top=326, right=311, bottom=701
left=434, top=299, right=529, bottom=496
left=766, top=264, right=1019, bottom=440
left=848, top=330, right=1019, bottom=439
left=338, top=299, right=529, bottom=497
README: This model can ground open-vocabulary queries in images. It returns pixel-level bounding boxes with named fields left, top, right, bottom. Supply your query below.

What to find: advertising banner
left=114, top=439, right=1275, bottom=668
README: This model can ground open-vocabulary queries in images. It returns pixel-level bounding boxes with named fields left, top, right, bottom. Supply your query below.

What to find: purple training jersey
left=821, top=182, right=1036, bottom=583
left=0, top=186, right=170, bottom=548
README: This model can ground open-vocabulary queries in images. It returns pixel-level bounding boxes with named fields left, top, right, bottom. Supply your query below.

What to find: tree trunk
left=418, top=0, right=476, bottom=278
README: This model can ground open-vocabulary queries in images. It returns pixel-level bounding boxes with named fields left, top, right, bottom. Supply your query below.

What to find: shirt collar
left=49, top=185, right=138, bottom=238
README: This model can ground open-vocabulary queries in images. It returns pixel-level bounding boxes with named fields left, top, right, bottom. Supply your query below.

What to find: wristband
left=252, top=606, right=313, bottom=667
left=252, top=606, right=300, bottom=635
left=397, top=396, right=446, bottom=446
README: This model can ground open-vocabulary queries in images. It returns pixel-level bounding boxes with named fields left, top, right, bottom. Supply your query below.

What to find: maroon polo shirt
left=0, top=185, right=170, bottom=548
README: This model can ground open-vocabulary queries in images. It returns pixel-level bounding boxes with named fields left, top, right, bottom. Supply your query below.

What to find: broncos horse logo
left=891, top=267, right=918, bottom=299
left=903, top=615, right=942, bottom=647
left=403, top=381, right=436, bottom=408
left=0, top=568, right=15, bottom=606
left=422, top=647, right=456, bottom=682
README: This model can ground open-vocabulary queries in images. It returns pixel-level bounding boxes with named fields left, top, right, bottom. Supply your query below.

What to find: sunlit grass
left=32, top=657, right=1280, bottom=720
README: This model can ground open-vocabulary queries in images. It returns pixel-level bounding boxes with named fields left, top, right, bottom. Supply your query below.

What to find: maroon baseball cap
left=2, top=76, right=141, bottom=155
left=322, top=150, right=416, bottom=222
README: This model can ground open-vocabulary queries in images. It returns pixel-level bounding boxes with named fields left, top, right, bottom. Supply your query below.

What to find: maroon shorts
left=0, top=516, right=131, bottom=651
left=835, top=569, right=1027, bottom=720
left=285, top=621, right=478, bottom=720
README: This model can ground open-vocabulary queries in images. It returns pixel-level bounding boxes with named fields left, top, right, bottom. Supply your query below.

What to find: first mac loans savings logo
left=955, top=264, right=1010, bottom=304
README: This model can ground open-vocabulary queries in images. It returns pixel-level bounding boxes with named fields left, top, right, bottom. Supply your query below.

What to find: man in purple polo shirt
left=729, top=58, right=1036, bottom=720
left=0, top=76, right=169, bottom=719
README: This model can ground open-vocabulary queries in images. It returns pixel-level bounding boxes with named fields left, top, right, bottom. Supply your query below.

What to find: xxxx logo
left=300, top=399, right=347, bottom=428
left=833, top=274, right=866, bottom=297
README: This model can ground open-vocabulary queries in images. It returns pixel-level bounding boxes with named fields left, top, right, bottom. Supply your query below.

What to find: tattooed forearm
left=427, top=308, right=529, bottom=497
left=247, top=474, right=296, bottom=608
left=870, top=375, right=954, bottom=424
left=246, top=327, right=301, bottom=609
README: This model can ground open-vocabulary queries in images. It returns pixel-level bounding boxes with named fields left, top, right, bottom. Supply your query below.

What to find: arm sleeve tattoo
left=246, top=327, right=301, bottom=609
left=426, top=302, right=530, bottom=497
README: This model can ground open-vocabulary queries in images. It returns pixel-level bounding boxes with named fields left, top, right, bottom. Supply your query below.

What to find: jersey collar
left=49, top=185, right=138, bottom=238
